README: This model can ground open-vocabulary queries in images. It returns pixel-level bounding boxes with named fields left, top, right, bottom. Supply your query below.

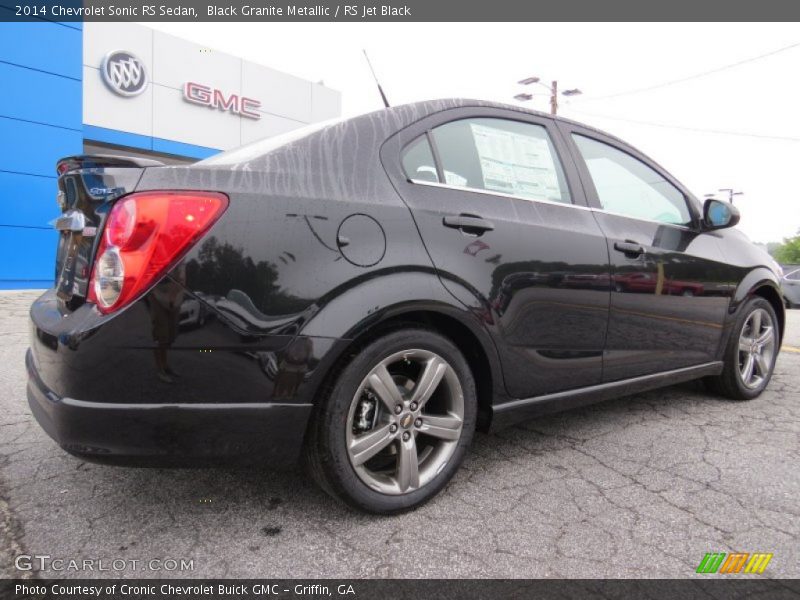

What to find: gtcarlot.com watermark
left=15, top=554, right=194, bottom=573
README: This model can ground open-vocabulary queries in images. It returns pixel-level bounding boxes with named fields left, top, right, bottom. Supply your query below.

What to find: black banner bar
left=4, top=579, right=800, bottom=600
left=3, top=0, right=800, bottom=22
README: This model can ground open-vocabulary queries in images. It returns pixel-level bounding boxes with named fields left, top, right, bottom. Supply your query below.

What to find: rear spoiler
left=56, top=154, right=165, bottom=175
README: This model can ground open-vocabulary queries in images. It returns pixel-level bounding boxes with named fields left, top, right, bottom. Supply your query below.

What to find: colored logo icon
left=696, top=552, right=773, bottom=574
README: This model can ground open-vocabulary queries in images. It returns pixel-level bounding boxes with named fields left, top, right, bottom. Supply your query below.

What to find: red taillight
left=88, top=191, right=228, bottom=314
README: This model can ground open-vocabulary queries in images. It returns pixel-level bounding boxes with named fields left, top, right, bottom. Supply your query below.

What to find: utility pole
left=515, top=76, right=581, bottom=116
left=719, top=188, right=743, bottom=205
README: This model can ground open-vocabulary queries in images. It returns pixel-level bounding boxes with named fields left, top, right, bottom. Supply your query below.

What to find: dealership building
left=0, top=21, right=341, bottom=289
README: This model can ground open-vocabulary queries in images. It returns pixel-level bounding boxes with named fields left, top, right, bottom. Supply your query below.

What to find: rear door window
left=429, top=118, right=572, bottom=204
left=402, top=135, right=439, bottom=183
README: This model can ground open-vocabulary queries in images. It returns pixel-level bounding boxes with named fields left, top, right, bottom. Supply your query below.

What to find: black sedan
left=28, top=99, right=784, bottom=513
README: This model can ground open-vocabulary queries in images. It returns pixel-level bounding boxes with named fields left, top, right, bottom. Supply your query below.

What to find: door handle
left=443, top=214, right=495, bottom=235
left=614, top=240, right=645, bottom=257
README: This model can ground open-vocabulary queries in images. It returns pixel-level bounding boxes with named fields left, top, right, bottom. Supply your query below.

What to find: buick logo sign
left=101, top=51, right=147, bottom=97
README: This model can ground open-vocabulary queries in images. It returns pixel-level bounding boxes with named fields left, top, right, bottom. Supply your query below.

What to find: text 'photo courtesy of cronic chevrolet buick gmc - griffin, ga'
left=27, top=99, right=785, bottom=513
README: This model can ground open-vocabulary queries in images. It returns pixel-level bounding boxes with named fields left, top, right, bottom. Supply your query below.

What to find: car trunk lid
left=53, top=154, right=163, bottom=306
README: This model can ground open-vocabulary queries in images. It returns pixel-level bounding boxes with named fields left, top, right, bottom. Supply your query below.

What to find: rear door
left=558, top=123, right=731, bottom=380
left=382, top=107, right=610, bottom=399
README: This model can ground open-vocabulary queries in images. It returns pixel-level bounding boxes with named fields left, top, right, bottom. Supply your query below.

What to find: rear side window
left=430, top=118, right=571, bottom=204
left=572, top=134, right=691, bottom=226
left=402, top=136, right=439, bottom=183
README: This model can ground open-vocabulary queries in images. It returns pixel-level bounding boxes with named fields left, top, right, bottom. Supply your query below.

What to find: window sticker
left=470, top=124, right=562, bottom=201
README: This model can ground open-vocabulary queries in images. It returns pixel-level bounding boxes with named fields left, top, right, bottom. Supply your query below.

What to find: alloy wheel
left=345, top=349, right=464, bottom=495
left=738, top=307, right=776, bottom=389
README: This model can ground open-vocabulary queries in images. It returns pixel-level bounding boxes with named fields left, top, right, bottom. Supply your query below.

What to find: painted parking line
left=781, top=345, right=800, bottom=354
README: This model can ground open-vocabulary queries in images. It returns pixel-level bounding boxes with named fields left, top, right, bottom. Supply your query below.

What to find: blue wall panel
left=0, top=22, right=82, bottom=79
left=0, top=172, right=58, bottom=227
left=0, top=118, right=82, bottom=177
left=0, top=226, right=57, bottom=281
left=0, top=21, right=82, bottom=289
left=0, top=62, right=82, bottom=130
left=82, top=124, right=154, bottom=152
left=83, top=125, right=221, bottom=161
left=153, top=137, right=219, bottom=160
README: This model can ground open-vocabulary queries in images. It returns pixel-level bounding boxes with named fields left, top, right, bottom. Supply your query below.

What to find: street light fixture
left=719, top=188, right=743, bottom=205
left=515, top=76, right=582, bottom=115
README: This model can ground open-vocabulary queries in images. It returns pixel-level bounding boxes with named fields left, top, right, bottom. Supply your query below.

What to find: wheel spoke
left=349, top=423, right=395, bottom=466
left=396, top=436, right=420, bottom=492
left=367, top=364, right=404, bottom=411
left=739, top=337, right=752, bottom=353
left=741, top=353, right=755, bottom=384
left=751, top=310, right=762, bottom=336
left=410, top=356, right=447, bottom=409
left=754, top=353, right=769, bottom=377
left=418, top=414, right=462, bottom=441
left=756, top=327, right=774, bottom=346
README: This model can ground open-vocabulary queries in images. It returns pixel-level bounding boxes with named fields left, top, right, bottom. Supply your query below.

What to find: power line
left=577, top=40, right=800, bottom=102
left=568, top=108, right=800, bottom=142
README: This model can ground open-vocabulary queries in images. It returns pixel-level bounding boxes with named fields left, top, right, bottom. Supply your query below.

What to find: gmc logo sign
left=183, top=82, right=261, bottom=120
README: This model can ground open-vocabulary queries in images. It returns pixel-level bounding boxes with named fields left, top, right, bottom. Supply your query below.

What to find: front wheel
left=706, top=297, right=779, bottom=400
left=304, top=328, right=476, bottom=514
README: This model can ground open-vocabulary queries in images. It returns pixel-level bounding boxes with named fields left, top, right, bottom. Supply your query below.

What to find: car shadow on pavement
left=70, top=379, right=715, bottom=521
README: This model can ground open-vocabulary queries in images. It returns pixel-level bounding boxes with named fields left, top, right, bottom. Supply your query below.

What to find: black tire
left=706, top=296, right=779, bottom=400
left=304, top=328, right=477, bottom=514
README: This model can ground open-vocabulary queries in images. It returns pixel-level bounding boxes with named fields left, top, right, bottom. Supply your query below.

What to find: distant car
left=178, top=296, right=203, bottom=328
left=613, top=272, right=704, bottom=296
left=782, top=268, right=800, bottom=308
left=29, top=100, right=785, bottom=514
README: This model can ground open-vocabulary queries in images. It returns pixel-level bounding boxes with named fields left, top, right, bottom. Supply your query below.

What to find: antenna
left=363, top=50, right=390, bottom=108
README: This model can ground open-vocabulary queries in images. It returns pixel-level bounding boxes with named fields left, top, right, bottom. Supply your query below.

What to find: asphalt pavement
left=1, top=290, right=798, bottom=579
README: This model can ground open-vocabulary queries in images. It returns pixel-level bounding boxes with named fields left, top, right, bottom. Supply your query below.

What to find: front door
left=382, top=108, right=610, bottom=399
left=561, top=125, right=731, bottom=381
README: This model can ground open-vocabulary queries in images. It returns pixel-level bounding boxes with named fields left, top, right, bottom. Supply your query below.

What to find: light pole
left=515, top=76, right=582, bottom=115
left=719, top=188, right=743, bottom=205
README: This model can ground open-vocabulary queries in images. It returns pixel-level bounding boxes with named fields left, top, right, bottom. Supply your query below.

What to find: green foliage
left=771, top=231, right=800, bottom=264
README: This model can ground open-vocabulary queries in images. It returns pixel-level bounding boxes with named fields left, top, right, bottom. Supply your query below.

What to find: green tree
left=771, top=231, right=800, bottom=264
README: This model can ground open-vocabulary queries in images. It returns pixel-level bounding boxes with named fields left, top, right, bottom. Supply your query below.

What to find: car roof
left=374, top=98, right=627, bottom=145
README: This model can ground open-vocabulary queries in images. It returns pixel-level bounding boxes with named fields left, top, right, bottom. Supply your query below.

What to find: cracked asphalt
left=1, top=290, right=798, bottom=579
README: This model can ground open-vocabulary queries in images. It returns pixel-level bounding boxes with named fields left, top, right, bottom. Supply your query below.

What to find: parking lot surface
left=1, top=290, right=798, bottom=579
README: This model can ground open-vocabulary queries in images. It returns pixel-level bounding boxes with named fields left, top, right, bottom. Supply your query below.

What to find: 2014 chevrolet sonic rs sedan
left=27, top=99, right=785, bottom=513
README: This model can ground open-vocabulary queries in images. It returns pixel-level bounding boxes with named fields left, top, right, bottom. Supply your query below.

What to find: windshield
left=197, top=117, right=345, bottom=166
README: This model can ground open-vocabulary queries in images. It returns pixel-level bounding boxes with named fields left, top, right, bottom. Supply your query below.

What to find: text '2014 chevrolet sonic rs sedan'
left=27, top=99, right=784, bottom=513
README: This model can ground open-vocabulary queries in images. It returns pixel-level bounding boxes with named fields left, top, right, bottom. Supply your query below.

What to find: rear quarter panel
left=132, top=102, right=506, bottom=406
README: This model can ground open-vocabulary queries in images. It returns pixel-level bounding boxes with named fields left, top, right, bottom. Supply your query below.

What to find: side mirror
left=703, top=198, right=740, bottom=230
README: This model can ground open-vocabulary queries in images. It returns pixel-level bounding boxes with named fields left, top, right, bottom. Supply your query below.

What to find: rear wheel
left=305, top=329, right=476, bottom=514
left=706, top=297, right=779, bottom=400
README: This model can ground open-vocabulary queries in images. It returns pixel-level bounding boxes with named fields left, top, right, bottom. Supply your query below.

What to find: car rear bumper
left=26, top=349, right=312, bottom=467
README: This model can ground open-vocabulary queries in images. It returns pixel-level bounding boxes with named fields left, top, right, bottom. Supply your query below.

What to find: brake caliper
left=353, top=390, right=378, bottom=433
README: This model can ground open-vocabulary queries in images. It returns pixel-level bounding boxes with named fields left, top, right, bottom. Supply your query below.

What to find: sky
left=146, top=22, right=800, bottom=244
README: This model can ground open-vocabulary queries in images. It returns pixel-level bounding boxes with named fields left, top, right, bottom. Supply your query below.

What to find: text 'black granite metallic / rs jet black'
left=27, top=100, right=785, bottom=513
